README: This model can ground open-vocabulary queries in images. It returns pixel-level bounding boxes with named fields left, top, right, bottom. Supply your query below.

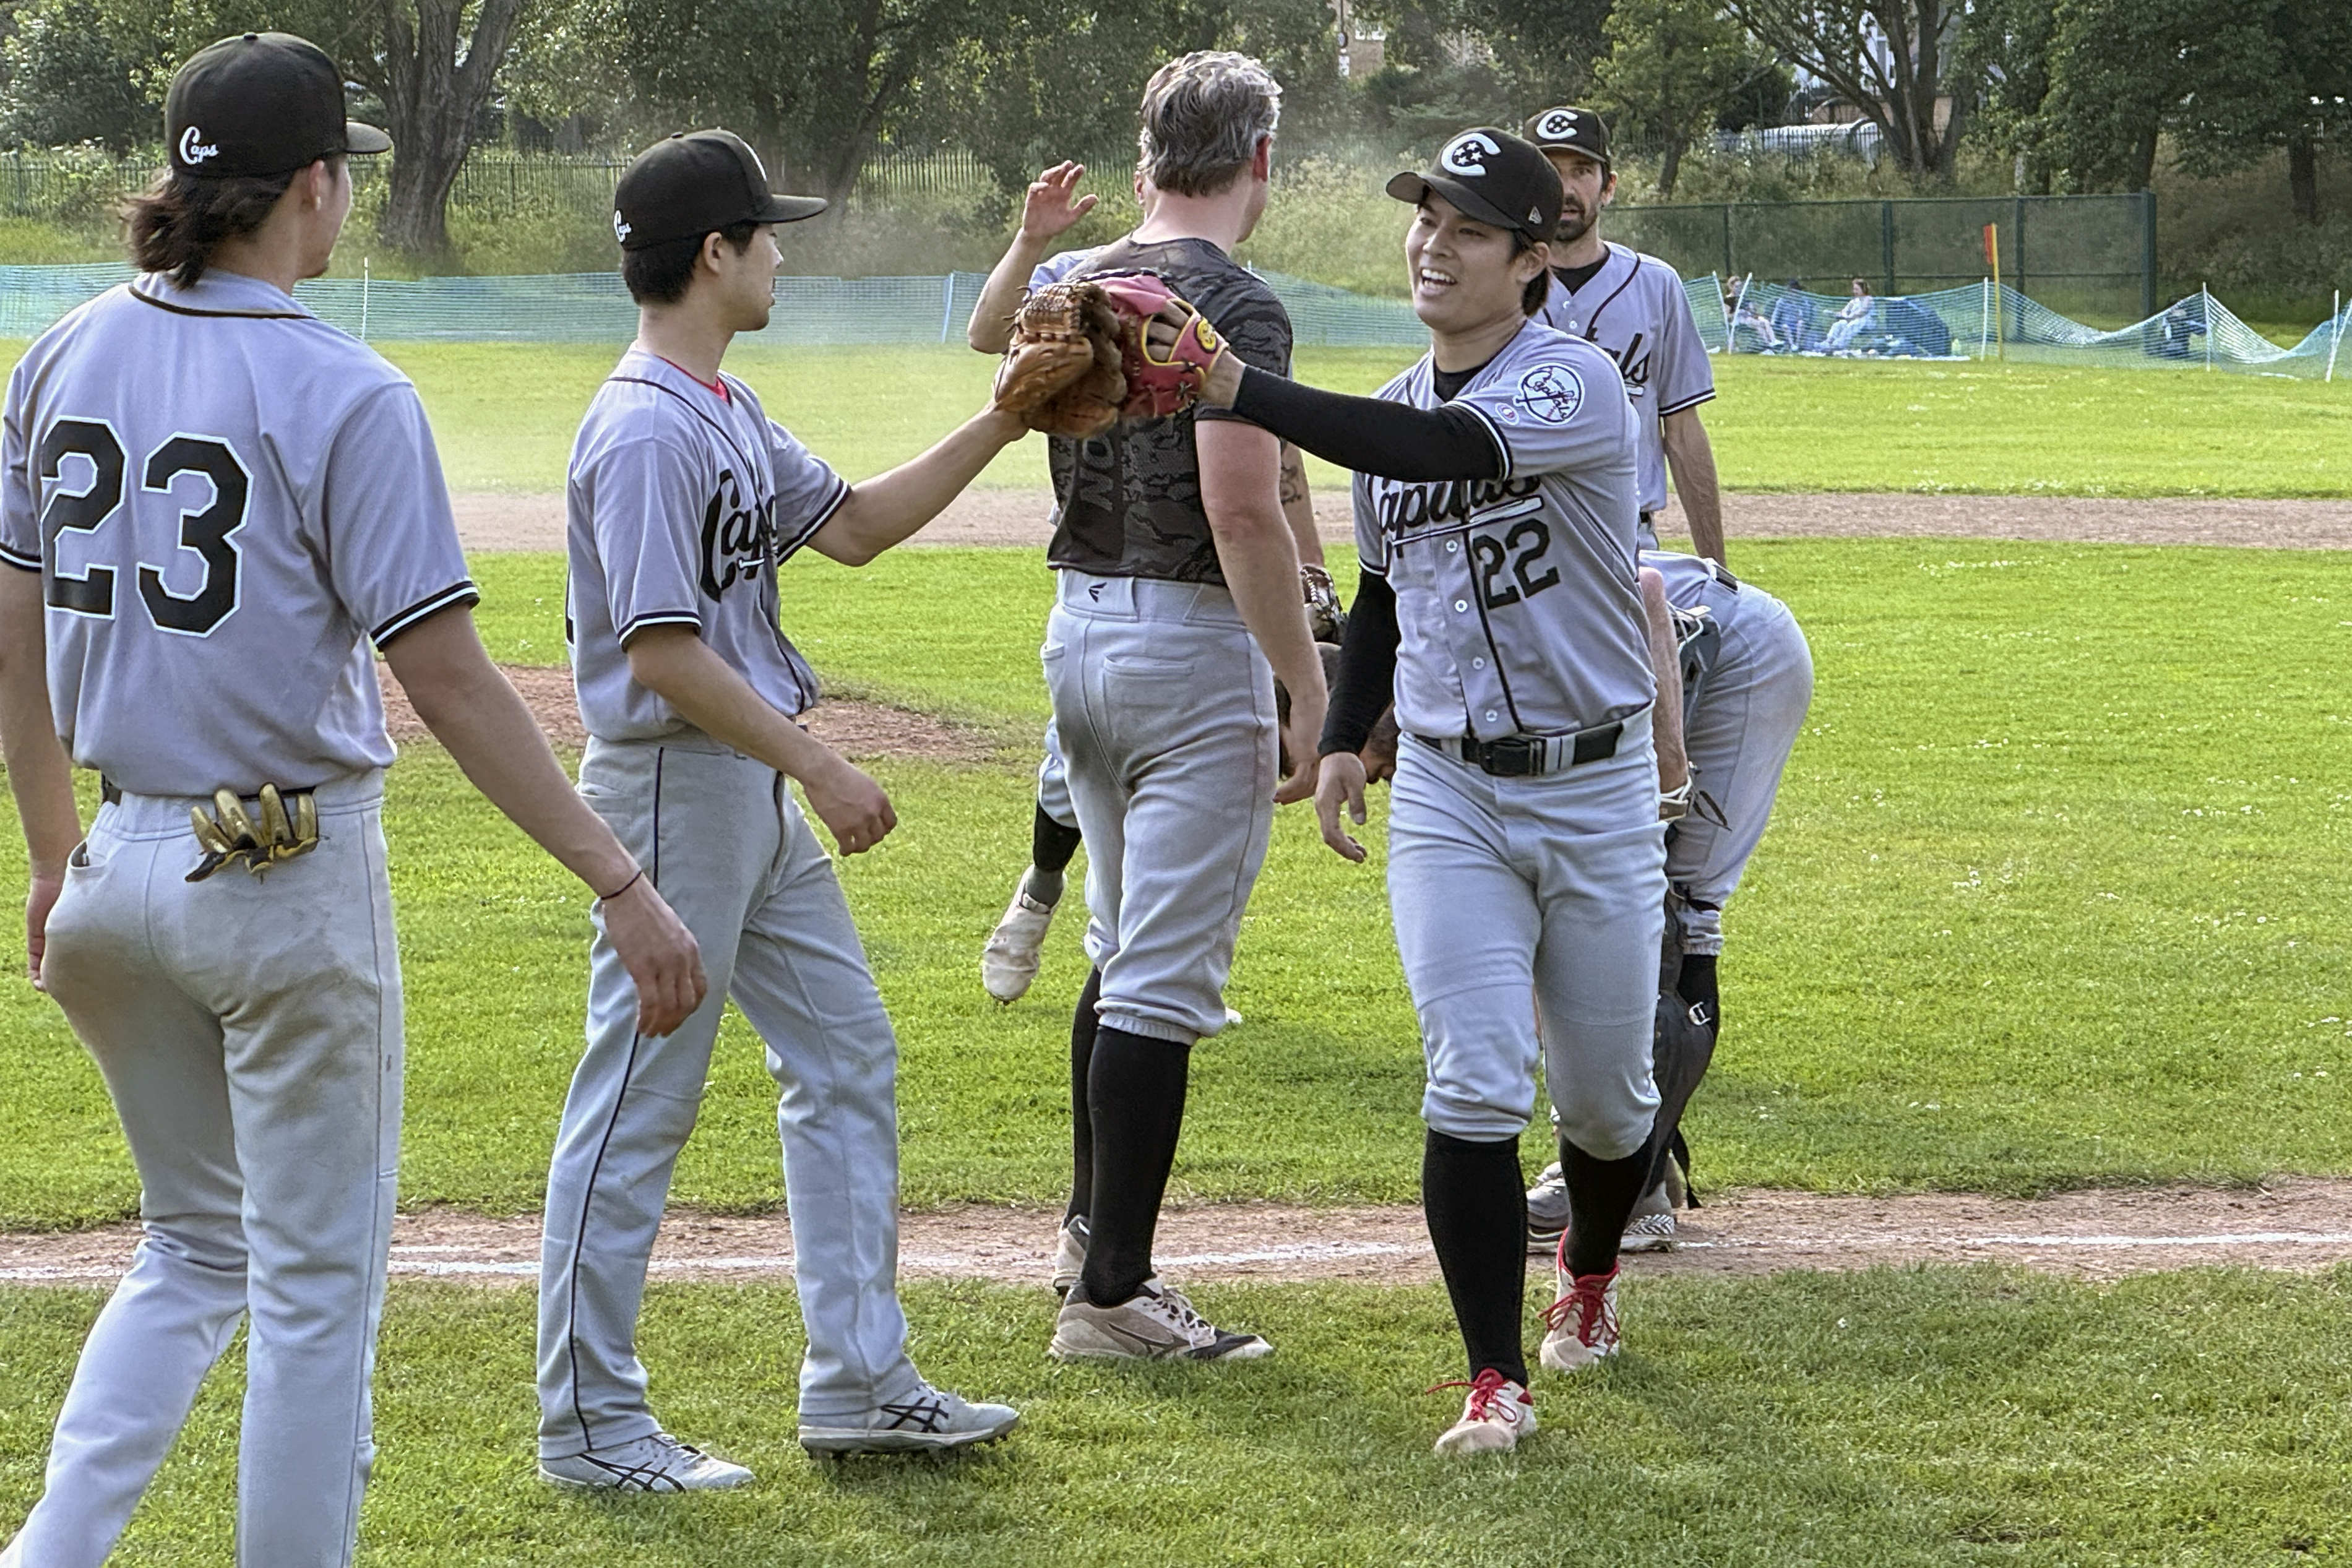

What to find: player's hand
left=1275, top=683, right=1326, bottom=805
left=1021, top=162, right=1098, bottom=242
left=1315, top=751, right=1370, bottom=863
left=1361, top=708, right=1401, bottom=785
left=1146, top=301, right=1240, bottom=407
left=803, top=756, right=897, bottom=855
left=24, top=865, right=62, bottom=992
left=601, top=878, right=707, bottom=1037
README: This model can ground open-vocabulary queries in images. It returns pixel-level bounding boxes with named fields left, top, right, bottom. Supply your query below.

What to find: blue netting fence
left=0, top=264, right=2341, bottom=379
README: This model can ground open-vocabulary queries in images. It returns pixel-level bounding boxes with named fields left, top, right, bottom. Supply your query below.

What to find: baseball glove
left=187, top=783, right=318, bottom=883
left=1301, top=563, right=1346, bottom=644
left=994, top=270, right=1221, bottom=439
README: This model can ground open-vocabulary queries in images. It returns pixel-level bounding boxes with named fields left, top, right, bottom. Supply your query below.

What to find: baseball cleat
left=1051, top=1213, right=1090, bottom=1298
left=1620, top=1182, right=1677, bottom=1252
left=798, top=1382, right=1020, bottom=1455
left=1431, top=1369, right=1538, bottom=1455
left=1223, top=1006, right=1245, bottom=1027
left=981, top=871, right=1059, bottom=1003
left=1526, top=1160, right=1568, bottom=1254
left=540, top=1431, right=754, bottom=1491
left=1049, top=1276, right=1273, bottom=1361
left=1538, top=1257, right=1622, bottom=1375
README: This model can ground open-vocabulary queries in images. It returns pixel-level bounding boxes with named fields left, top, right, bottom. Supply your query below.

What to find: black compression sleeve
left=1319, top=571, right=1401, bottom=756
left=1231, top=365, right=1505, bottom=481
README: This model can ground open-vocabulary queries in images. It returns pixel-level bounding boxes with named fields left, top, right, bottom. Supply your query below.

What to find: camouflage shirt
left=1045, top=236, right=1293, bottom=585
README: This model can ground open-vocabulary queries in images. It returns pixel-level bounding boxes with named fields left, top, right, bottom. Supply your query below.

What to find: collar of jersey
left=132, top=269, right=309, bottom=319
left=617, top=345, right=738, bottom=403
left=1552, top=240, right=1632, bottom=299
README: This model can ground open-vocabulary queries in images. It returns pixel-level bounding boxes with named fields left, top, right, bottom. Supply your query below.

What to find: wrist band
left=597, top=868, right=645, bottom=903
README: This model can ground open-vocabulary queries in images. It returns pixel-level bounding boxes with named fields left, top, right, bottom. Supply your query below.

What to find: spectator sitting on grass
left=1726, top=282, right=1778, bottom=351
left=1823, top=277, right=1874, bottom=351
left=1767, top=278, right=1810, bottom=350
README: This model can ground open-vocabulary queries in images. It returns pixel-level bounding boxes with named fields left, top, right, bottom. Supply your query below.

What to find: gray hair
left=1137, top=51, right=1282, bottom=197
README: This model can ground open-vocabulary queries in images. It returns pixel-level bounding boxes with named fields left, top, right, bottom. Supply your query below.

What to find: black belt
left=1413, top=720, right=1624, bottom=778
left=100, top=776, right=119, bottom=805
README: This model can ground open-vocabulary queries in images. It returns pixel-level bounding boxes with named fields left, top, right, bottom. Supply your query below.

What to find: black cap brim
left=345, top=121, right=391, bottom=155
left=754, top=192, right=827, bottom=224
left=1384, top=170, right=1534, bottom=238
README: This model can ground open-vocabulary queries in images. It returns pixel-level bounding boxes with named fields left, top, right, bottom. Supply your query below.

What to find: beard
left=1553, top=204, right=1598, bottom=247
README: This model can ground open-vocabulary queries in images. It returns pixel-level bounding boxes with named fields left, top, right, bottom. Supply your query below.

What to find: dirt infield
left=373, top=660, right=995, bottom=764
left=453, top=489, right=2352, bottom=554
left=12, top=1182, right=2352, bottom=1288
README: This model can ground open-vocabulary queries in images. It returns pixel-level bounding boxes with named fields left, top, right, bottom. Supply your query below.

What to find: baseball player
left=535, top=130, right=1030, bottom=1488
left=0, top=34, right=704, bottom=1566
left=965, top=161, right=1333, bottom=1010
left=1191, top=127, right=1668, bottom=1454
left=1520, top=107, right=1725, bottom=566
left=1527, top=547, right=1814, bottom=1249
left=1007, top=53, right=1325, bottom=1362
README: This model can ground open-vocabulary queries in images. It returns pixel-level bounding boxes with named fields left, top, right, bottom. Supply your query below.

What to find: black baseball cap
left=166, top=33, right=390, bottom=179
left=1385, top=128, right=1562, bottom=242
left=1522, top=106, right=1611, bottom=170
left=613, top=131, right=827, bottom=251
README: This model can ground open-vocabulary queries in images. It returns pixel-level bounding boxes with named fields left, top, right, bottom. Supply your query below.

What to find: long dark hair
left=1512, top=230, right=1549, bottom=317
left=126, top=166, right=304, bottom=287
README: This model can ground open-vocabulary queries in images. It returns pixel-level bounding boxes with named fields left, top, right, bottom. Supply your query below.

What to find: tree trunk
left=1659, top=134, right=1686, bottom=199
left=2288, top=132, right=2319, bottom=223
left=374, top=0, right=527, bottom=259
left=2129, top=120, right=2159, bottom=192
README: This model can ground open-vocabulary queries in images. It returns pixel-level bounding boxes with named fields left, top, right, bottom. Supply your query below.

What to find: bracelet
left=595, top=868, right=645, bottom=903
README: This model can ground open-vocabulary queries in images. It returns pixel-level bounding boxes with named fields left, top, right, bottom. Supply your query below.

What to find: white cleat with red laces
left=1538, top=1249, right=1622, bottom=1374
left=1432, top=1368, right=1537, bottom=1455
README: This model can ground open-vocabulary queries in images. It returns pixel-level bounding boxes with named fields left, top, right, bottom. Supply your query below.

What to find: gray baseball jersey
left=1029, top=246, right=1101, bottom=290
left=1353, top=321, right=1652, bottom=741
left=564, top=347, right=846, bottom=741
left=0, top=271, right=477, bottom=798
left=1536, top=241, right=1715, bottom=517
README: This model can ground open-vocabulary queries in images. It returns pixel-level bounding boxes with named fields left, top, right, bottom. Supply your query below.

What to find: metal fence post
left=2202, top=284, right=2212, bottom=371
left=2014, top=196, right=2027, bottom=303
left=1721, top=204, right=1733, bottom=281
left=2140, top=191, right=2157, bottom=321
left=939, top=273, right=955, bottom=343
left=1880, top=200, right=1895, bottom=295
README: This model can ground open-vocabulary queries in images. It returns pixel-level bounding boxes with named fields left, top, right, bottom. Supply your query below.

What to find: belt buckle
left=1481, top=736, right=1540, bottom=777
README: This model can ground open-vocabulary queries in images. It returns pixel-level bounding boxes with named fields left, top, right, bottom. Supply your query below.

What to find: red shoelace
left=1540, top=1270, right=1617, bottom=1340
left=1427, top=1366, right=1519, bottom=1421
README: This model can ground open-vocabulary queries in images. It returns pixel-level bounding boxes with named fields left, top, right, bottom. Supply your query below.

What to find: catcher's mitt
left=994, top=270, right=1221, bottom=439
left=187, top=783, right=318, bottom=883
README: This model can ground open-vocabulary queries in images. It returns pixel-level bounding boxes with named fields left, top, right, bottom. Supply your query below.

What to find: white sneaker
left=981, top=871, right=1059, bottom=1002
left=799, top=1382, right=1020, bottom=1455
left=1432, top=1369, right=1537, bottom=1455
left=1538, top=1257, right=1622, bottom=1375
left=1223, top=1006, right=1245, bottom=1027
left=540, top=1431, right=753, bottom=1491
left=1051, top=1213, right=1089, bottom=1298
left=1049, top=1276, right=1273, bottom=1361
left=1526, top=1161, right=1568, bottom=1254
left=1620, top=1182, right=1676, bottom=1252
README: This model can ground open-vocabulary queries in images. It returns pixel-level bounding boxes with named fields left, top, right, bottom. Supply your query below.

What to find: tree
left=1590, top=0, right=1764, bottom=196
left=0, top=0, right=158, bottom=152
left=1727, top=0, right=1973, bottom=178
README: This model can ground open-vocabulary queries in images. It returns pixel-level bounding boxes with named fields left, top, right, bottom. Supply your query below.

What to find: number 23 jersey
left=1354, top=321, right=1653, bottom=742
left=0, top=270, right=479, bottom=798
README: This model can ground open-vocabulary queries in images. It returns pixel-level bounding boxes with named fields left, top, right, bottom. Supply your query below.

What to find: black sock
left=1677, top=952, right=1720, bottom=1037
left=1030, top=805, right=1083, bottom=907
left=1423, top=1129, right=1530, bottom=1386
left=1077, top=1025, right=1192, bottom=1306
left=1561, top=1135, right=1652, bottom=1278
left=1066, top=968, right=1104, bottom=1225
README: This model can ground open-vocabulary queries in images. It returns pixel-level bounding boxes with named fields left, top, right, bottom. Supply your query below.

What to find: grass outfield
left=5, top=1270, right=2352, bottom=1562
left=386, top=344, right=2352, bottom=500
left=3, top=539, right=2352, bottom=1228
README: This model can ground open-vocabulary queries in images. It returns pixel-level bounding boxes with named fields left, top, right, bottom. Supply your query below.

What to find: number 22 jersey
left=0, top=269, right=479, bottom=798
left=1353, top=320, right=1653, bottom=742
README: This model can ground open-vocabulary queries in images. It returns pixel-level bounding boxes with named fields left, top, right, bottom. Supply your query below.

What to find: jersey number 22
left=40, top=418, right=248, bottom=637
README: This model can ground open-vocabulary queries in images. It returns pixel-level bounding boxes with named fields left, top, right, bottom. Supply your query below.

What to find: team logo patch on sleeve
left=1515, top=364, right=1584, bottom=424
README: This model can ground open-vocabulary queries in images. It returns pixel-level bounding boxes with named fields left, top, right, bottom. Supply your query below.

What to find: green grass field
left=5, top=538, right=2352, bottom=1230
left=6, top=1270, right=2352, bottom=1564
left=379, top=344, right=2352, bottom=500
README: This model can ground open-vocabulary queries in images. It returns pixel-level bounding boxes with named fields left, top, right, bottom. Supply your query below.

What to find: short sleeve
left=1454, top=354, right=1630, bottom=481
left=1351, top=470, right=1387, bottom=577
left=1654, top=270, right=1717, bottom=418
left=1195, top=280, right=1293, bottom=426
left=765, top=419, right=848, bottom=562
left=319, top=384, right=478, bottom=646
left=0, top=363, right=39, bottom=572
left=1029, top=248, right=1097, bottom=290
left=584, top=431, right=710, bottom=644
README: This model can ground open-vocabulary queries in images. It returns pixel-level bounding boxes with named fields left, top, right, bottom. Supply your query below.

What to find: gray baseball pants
left=1043, top=570, right=1277, bottom=1045
left=1387, top=716, right=1667, bottom=1158
left=2, top=773, right=398, bottom=1568
left=1036, top=717, right=1077, bottom=830
left=1673, top=587, right=1812, bottom=954
left=538, top=734, right=921, bottom=1457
